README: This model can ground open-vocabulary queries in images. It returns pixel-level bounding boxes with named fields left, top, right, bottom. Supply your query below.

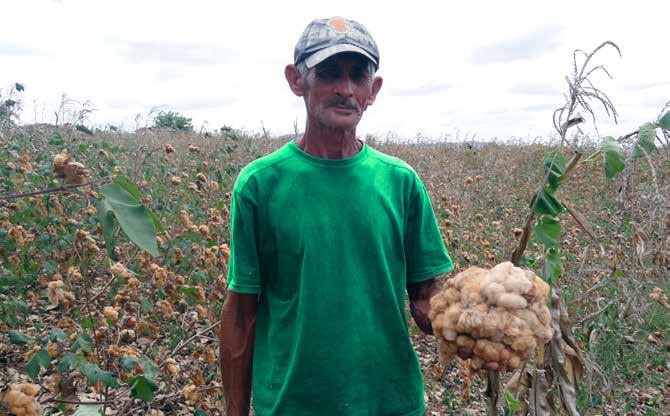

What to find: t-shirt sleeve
left=404, top=174, right=454, bottom=283
left=227, top=179, right=262, bottom=294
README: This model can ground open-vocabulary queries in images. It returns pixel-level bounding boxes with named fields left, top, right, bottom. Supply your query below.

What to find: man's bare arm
left=407, top=278, right=441, bottom=335
left=219, top=292, right=258, bottom=416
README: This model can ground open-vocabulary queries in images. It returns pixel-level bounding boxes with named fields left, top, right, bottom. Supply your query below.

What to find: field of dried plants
left=0, top=124, right=668, bottom=415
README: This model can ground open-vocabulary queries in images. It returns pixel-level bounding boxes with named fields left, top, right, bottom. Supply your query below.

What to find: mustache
left=327, top=97, right=358, bottom=110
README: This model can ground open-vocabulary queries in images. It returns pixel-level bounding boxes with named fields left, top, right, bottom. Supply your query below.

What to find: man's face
left=297, top=52, right=382, bottom=130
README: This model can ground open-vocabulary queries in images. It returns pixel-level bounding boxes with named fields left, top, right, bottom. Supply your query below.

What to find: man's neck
left=296, top=119, right=362, bottom=159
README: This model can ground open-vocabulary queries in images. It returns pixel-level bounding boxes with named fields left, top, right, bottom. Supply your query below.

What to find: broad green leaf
left=194, top=409, right=208, bottom=416
left=128, top=375, right=158, bottom=402
left=114, top=175, right=164, bottom=232
left=139, top=357, right=160, bottom=381
left=634, top=122, right=657, bottom=158
left=72, top=333, right=93, bottom=353
left=120, top=356, right=140, bottom=371
left=73, top=404, right=102, bottom=416
left=530, top=188, right=565, bottom=216
left=98, top=183, right=159, bottom=256
left=42, top=328, right=68, bottom=344
left=602, top=137, right=625, bottom=180
left=659, top=112, right=670, bottom=130
left=9, top=330, right=30, bottom=345
left=26, top=348, right=50, bottom=379
left=79, top=362, right=119, bottom=387
left=543, top=151, right=567, bottom=191
left=534, top=216, right=561, bottom=248
left=81, top=316, right=95, bottom=330
left=543, top=247, right=562, bottom=286
left=58, top=352, right=81, bottom=372
left=113, top=175, right=141, bottom=199
left=97, top=198, right=118, bottom=258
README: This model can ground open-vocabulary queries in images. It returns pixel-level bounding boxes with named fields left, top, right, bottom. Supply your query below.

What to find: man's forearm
left=219, top=292, right=258, bottom=416
left=407, top=278, right=441, bottom=335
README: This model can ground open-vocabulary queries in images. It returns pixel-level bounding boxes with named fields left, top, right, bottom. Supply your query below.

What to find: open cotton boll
left=429, top=262, right=553, bottom=373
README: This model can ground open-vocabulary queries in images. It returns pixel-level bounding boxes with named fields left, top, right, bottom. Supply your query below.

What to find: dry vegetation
left=0, top=124, right=668, bottom=415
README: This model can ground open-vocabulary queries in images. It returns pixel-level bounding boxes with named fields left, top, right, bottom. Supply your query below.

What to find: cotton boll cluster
left=2, top=383, right=41, bottom=416
left=429, top=262, right=553, bottom=372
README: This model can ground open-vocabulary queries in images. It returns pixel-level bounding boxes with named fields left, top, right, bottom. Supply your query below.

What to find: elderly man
left=219, top=17, right=453, bottom=416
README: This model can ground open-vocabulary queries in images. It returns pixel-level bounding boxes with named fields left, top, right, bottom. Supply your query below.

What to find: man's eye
left=350, top=69, right=368, bottom=82
left=316, top=68, right=340, bottom=80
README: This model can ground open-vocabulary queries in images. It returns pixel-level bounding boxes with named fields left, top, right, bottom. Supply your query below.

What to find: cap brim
left=304, top=44, right=378, bottom=68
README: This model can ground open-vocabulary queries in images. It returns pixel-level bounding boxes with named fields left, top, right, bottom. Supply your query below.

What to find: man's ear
left=285, top=64, right=306, bottom=97
left=366, top=75, right=383, bottom=106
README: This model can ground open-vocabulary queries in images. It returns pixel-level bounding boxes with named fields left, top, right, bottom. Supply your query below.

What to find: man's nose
left=334, top=76, right=354, bottom=97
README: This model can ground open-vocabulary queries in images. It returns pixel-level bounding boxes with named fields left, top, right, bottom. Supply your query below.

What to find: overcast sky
left=2, top=0, right=669, bottom=141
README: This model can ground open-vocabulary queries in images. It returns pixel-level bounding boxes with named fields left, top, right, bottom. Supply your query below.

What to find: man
left=219, top=17, right=454, bottom=416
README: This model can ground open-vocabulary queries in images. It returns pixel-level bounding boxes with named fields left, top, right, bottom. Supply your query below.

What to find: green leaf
left=602, top=137, right=625, bottom=180
left=139, top=357, right=160, bottom=381
left=81, top=316, right=95, bottom=330
left=49, top=133, right=64, bottom=145
left=194, top=409, right=208, bottom=416
left=98, top=183, right=159, bottom=256
left=120, top=356, right=139, bottom=371
left=534, top=216, right=561, bottom=247
left=26, top=348, right=50, bottom=379
left=72, top=404, right=102, bottom=416
left=128, top=375, right=158, bottom=402
left=543, top=151, right=566, bottom=191
left=113, top=175, right=141, bottom=200
left=43, top=328, right=68, bottom=344
left=114, top=176, right=163, bottom=232
left=79, top=362, right=119, bottom=387
left=503, top=390, right=521, bottom=411
left=58, top=353, right=80, bottom=372
left=543, top=247, right=562, bottom=286
left=72, top=333, right=93, bottom=353
left=9, top=330, right=30, bottom=345
left=530, top=188, right=565, bottom=216
left=634, top=122, right=657, bottom=158
left=659, top=112, right=670, bottom=130
left=97, top=198, right=118, bottom=258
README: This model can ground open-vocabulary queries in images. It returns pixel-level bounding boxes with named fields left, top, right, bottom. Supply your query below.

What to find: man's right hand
left=219, top=292, right=258, bottom=416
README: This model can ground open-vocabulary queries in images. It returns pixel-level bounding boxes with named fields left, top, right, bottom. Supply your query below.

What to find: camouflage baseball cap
left=294, top=17, right=380, bottom=70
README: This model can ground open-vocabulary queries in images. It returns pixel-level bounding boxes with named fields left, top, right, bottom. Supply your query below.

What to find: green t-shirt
left=227, top=139, right=453, bottom=416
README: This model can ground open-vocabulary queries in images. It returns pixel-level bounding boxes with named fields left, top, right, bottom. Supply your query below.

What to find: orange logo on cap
left=328, top=17, right=350, bottom=33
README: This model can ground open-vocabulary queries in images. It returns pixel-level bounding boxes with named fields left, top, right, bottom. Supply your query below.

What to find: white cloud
left=1, top=0, right=668, bottom=140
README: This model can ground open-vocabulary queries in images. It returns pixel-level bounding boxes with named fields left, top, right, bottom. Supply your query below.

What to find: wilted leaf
left=543, top=151, right=567, bottom=191
left=602, top=137, right=625, bottom=180
left=549, top=291, right=582, bottom=416
left=530, top=368, right=552, bottom=415
left=534, top=215, right=561, bottom=247
left=504, top=369, right=531, bottom=415
left=634, top=122, right=657, bottom=158
left=98, top=183, right=159, bottom=256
